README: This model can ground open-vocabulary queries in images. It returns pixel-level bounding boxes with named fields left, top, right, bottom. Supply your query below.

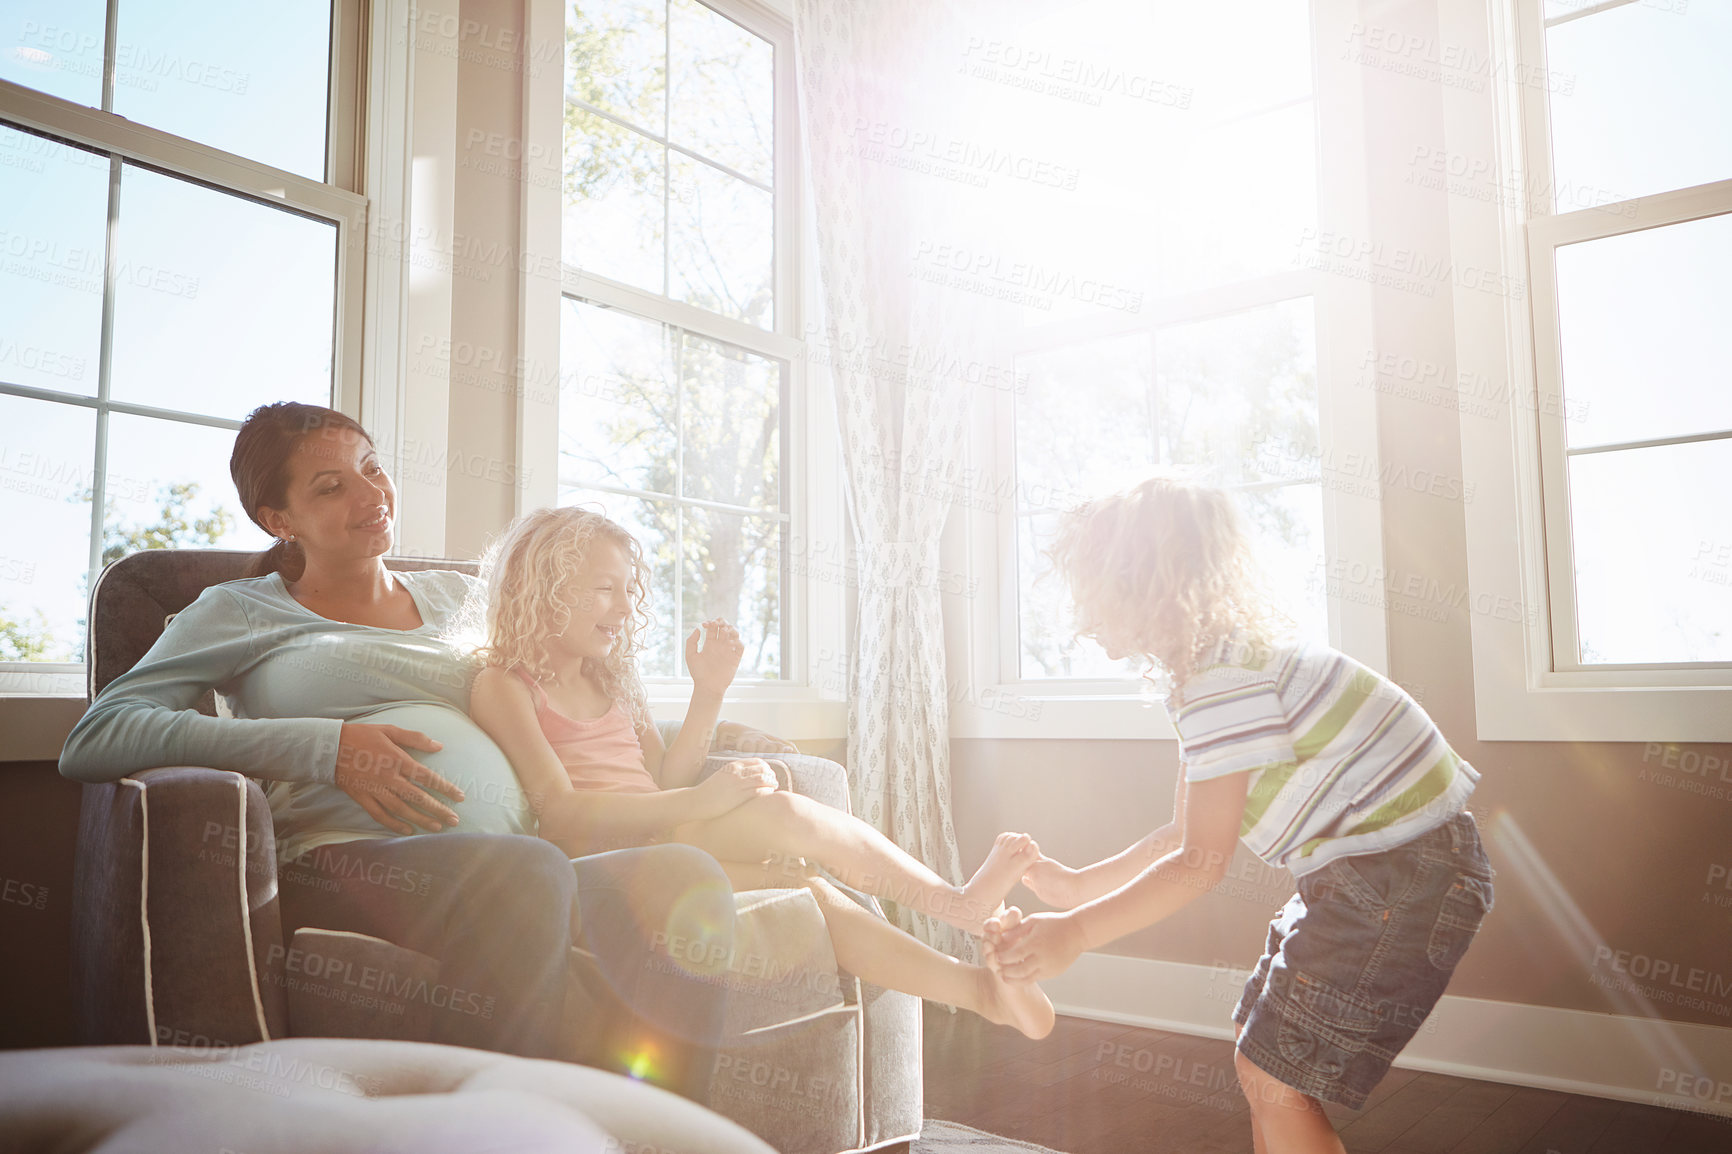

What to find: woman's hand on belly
left=336, top=722, right=467, bottom=835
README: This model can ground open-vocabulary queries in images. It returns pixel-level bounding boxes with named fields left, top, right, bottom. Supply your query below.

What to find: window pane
left=1156, top=298, right=1319, bottom=484
left=1545, top=3, right=1732, bottom=205
left=960, top=0, right=1312, bottom=322
left=0, top=396, right=94, bottom=662
left=558, top=298, right=677, bottom=494
left=566, top=0, right=666, bottom=136
left=110, top=0, right=331, bottom=180
left=102, top=413, right=268, bottom=569
left=1016, top=333, right=1152, bottom=511
left=679, top=332, right=780, bottom=511
left=1157, top=0, right=1311, bottom=120
left=1157, top=101, right=1317, bottom=296
left=108, top=164, right=335, bottom=421
left=1015, top=300, right=1324, bottom=679
left=682, top=506, right=781, bottom=680
left=669, top=0, right=772, bottom=184
left=558, top=488, right=680, bottom=678
left=1015, top=333, right=1152, bottom=680
left=1, top=2, right=106, bottom=106
left=1570, top=440, right=1732, bottom=664
left=0, top=127, right=108, bottom=398
left=1555, top=212, right=1732, bottom=450
left=1249, top=482, right=1327, bottom=643
left=1157, top=302, right=1323, bottom=645
left=1018, top=510, right=1137, bottom=680
left=668, top=152, right=773, bottom=327
left=563, top=107, right=667, bottom=293
left=1009, top=0, right=1309, bottom=123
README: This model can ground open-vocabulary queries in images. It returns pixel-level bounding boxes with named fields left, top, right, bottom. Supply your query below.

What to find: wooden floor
left=922, top=1012, right=1731, bottom=1154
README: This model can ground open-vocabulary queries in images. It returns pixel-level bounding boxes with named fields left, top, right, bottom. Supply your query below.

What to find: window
left=994, top=2, right=1335, bottom=686
left=0, top=1, right=366, bottom=690
left=559, top=0, right=798, bottom=684
left=1448, top=0, right=1732, bottom=739
left=939, top=0, right=1387, bottom=737
left=1524, top=0, right=1732, bottom=671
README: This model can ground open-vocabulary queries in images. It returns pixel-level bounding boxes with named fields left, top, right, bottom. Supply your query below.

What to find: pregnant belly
left=349, top=702, right=536, bottom=835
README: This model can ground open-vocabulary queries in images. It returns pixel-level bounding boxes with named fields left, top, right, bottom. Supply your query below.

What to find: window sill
left=646, top=689, right=847, bottom=743
left=948, top=692, right=1178, bottom=741
left=0, top=695, right=90, bottom=763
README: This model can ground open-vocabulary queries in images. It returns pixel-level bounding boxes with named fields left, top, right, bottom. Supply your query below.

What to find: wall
left=443, top=0, right=530, bottom=561
left=0, top=762, right=82, bottom=1048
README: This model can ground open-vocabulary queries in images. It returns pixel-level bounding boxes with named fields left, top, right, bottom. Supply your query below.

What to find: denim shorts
left=1232, top=810, right=1496, bottom=1109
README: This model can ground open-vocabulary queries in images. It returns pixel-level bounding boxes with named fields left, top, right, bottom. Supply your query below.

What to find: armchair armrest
left=654, top=718, right=800, bottom=758
left=71, top=767, right=289, bottom=1045
left=654, top=718, right=717, bottom=749
left=693, top=751, right=853, bottom=815
left=693, top=750, right=886, bottom=919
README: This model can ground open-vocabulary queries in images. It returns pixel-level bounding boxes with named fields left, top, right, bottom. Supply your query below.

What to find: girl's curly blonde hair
left=469, top=505, right=653, bottom=729
left=1047, top=475, right=1288, bottom=701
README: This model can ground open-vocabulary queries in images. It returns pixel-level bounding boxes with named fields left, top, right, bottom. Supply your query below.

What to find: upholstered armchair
left=67, top=549, right=919, bottom=1154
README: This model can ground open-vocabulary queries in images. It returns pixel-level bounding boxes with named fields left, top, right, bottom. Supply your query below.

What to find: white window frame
left=950, top=0, right=1388, bottom=740
left=0, top=0, right=369, bottom=709
left=1443, top=0, right=1732, bottom=741
left=521, top=0, right=846, bottom=739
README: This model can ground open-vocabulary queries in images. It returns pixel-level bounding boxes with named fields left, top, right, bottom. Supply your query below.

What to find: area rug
left=914, top=1119, right=1070, bottom=1154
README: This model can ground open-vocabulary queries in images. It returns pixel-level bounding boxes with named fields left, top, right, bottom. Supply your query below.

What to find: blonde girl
left=987, top=476, right=1494, bottom=1154
left=465, top=505, right=1056, bottom=1039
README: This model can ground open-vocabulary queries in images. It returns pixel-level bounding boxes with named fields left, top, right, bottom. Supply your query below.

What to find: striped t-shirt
left=1172, top=637, right=1478, bottom=876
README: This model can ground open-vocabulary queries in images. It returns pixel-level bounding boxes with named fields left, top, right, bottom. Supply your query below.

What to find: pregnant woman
left=58, top=401, right=735, bottom=1096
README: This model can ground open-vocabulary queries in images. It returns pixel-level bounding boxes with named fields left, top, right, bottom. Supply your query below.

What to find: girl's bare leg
left=718, top=861, right=1055, bottom=1040
left=673, top=791, right=1037, bottom=933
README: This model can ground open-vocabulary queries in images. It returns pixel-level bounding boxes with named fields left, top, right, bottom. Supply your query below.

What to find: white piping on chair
left=736, top=1002, right=857, bottom=1036
left=843, top=1134, right=924, bottom=1154
left=233, top=775, right=272, bottom=1041
left=293, top=928, right=394, bottom=943
left=120, top=778, right=156, bottom=1047
left=854, top=987, right=867, bottom=1151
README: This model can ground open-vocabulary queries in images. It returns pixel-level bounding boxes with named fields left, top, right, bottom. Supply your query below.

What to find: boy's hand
left=686, top=618, right=744, bottom=694
left=693, top=757, right=778, bottom=818
left=1021, top=854, right=1082, bottom=909
left=987, top=908, right=1086, bottom=984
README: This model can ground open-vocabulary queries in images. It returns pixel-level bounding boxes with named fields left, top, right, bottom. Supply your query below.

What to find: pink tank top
left=512, top=667, right=659, bottom=795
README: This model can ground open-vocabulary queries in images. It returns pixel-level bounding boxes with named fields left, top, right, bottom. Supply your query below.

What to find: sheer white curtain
left=794, top=0, right=1008, bottom=956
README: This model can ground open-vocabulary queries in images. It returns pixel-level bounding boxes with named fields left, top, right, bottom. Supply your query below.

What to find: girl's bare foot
left=1020, top=854, right=1082, bottom=909
left=956, top=833, right=1041, bottom=930
left=975, top=907, right=1056, bottom=1039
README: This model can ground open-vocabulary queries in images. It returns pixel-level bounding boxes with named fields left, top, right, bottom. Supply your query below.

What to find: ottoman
left=0, top=1037, right=778, bottom=1153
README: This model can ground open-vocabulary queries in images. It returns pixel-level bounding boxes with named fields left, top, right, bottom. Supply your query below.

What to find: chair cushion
left=284, top=928, right=442, bottom=1041
left=712, top=1004, right=864, bottom=1154
left=723, top=888, right=846, bottom=1034
left=0, top=1039, right=777, bottom=1153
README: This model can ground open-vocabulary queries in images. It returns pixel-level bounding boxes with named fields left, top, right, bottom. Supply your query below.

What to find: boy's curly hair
left=467, top=505, right=653, bottom=729
left=1046, top=475, right=1288, bottom=700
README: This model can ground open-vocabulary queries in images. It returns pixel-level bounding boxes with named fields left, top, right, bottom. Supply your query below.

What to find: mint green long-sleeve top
left=58, top=568, right=535, bottom=863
